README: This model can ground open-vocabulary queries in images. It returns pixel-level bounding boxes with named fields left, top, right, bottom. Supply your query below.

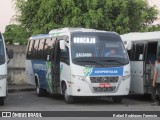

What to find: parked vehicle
left=26, top=28, right=130, bottom=103
left=0, top=32, right=13, bottom=105
left=121, top=31, right=160, bottom=95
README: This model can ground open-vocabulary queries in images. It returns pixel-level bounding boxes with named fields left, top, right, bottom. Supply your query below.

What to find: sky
left=148, top=0, right=160, bottom=8
left=0, top=0, right=160, bottom=33
left=148, top=0, right=160, bottom=25
left=0, top=0, right=15, bottom=33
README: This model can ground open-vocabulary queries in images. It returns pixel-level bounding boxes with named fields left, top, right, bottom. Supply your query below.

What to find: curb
left=8, top=85, right=36, bottom=93
left=8, top=88, right=36, bottom=93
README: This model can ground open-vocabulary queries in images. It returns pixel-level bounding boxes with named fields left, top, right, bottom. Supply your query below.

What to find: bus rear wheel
left=36, top=81, right=47, bottom=97
left=62, top=83, right=74, bottom=104
left=112, top=96, right=123, bottom=103
left=0, top=97, right=4, bottom=106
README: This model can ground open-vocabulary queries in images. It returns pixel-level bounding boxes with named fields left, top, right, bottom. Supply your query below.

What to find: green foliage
left=13, top=0, right=159, bottom=34
left=3, top=24, right=31, bottom=45
left=141, top=24, right=160, bottom=32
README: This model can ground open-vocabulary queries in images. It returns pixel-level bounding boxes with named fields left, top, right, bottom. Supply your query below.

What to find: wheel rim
left=63, top=85, right=69, bottom=101
left=64, top=89, right=69, bottom=101
left=36, top=83, right=40, bottom=94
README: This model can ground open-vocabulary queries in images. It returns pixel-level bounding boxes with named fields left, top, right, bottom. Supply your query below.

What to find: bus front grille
left=93, top=86, right=116, bottom=92
left=90, top=77, right=119, bottom=83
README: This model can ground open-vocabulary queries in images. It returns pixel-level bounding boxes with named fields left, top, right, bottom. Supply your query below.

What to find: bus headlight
left=121, top=75, right=130, bottom=81
left=72, top=75, right=85, bottom=81
left=0, top=75, right=7, bottom=80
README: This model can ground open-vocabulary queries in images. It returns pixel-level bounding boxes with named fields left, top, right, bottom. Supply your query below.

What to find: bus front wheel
left=0, top=97, right=4, bottom=106
left=62, top=83, right=74, bottom=104
left=112, top=96, right=123, bottom=103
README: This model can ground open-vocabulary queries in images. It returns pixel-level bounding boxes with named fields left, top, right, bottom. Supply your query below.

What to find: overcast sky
left=0, top=0, right=160, bottom=33
left=0, top=0, right=15, bottom=33
left=148, top=0, right=160, bottom=24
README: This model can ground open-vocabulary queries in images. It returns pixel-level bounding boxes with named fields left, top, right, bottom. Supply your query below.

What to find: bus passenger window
left=27, top=40, right=33, bottom=59
left=135, top=43, right=144, bottom=61
left=38, top=39, right=45, bottom=59
left=43, top=38, right=55, bottom=61
left=33, top=40, right=40, bottom=59
left=26, top=41, right=31, bottom=59
left=29, top=40, right=35, bottom=59
left=60, top=47, right=69, bottom=65
left=146, top=43, right=157, bottom=64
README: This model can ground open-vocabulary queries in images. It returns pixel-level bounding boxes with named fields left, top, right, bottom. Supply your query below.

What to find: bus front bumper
left=67, top=77, right=130, bottom=97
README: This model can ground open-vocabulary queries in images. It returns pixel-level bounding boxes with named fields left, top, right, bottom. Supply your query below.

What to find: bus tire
left=112, top=96, right=123, bottom=103
left=36, top=80, right=46, bottom=97
left=0, top=97, right=4, bottom=106
left=62, top=83, right=74, bottom=104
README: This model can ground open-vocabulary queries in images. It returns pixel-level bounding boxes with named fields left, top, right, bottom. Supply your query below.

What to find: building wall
left=7, top=45, right=26, bottom=85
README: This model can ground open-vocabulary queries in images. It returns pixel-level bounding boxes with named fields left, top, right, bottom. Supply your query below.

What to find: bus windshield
left=71, top=33, right=129, bottom=66
left=0, top=35, right=5, bottom=65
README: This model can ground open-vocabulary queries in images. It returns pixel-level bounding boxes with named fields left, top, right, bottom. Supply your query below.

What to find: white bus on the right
left=121, top=31, right=160, bottom=95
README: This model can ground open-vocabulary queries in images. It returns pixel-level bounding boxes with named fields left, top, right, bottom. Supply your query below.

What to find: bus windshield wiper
left=102, top=59, right=123, bottom=65
left=76, top=60, right=104, bottom=66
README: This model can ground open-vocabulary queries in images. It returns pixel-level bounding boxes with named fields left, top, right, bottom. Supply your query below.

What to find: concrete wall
left=7, top=45, right=26, bottom=85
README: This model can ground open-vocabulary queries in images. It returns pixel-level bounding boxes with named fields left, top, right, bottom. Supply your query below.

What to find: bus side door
left=144, top=42, right=157, bottom=94
left=130, top=42, right=146, bottom=94
left=52, top=39, right=61, bottom=93
left=52, top=36, right=68, bottom=94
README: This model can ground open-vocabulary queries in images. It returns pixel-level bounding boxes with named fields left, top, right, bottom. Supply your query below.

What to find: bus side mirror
left=60, top=40, right=65, bottom=50
left=124, top=41, right=132, bottom=50
left=8, top=49, right=13, bottom=59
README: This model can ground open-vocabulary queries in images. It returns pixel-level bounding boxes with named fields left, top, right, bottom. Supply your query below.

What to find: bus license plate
left=99, top=83, right=111, bottom=88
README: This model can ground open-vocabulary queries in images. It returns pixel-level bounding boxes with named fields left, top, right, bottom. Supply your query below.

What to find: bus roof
left=30, top=28, right=118, bottom=40
left=121, top=31, right=160, bottom=42
left=30, top=34, right=50, bottom=40
left=49, top=27, right=117, bottom=36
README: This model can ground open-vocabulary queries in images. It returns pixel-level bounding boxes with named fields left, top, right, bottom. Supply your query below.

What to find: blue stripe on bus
left=31, top=60, right=48, bottom=89
left=88, top=67, right=123, bottom=76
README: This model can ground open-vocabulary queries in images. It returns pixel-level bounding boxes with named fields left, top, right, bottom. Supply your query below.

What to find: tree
left=14, top=0, right=158, bottom=34
left=3, top=24, right=31, bottom=45
left=141, top=24, right=160, bottom=32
